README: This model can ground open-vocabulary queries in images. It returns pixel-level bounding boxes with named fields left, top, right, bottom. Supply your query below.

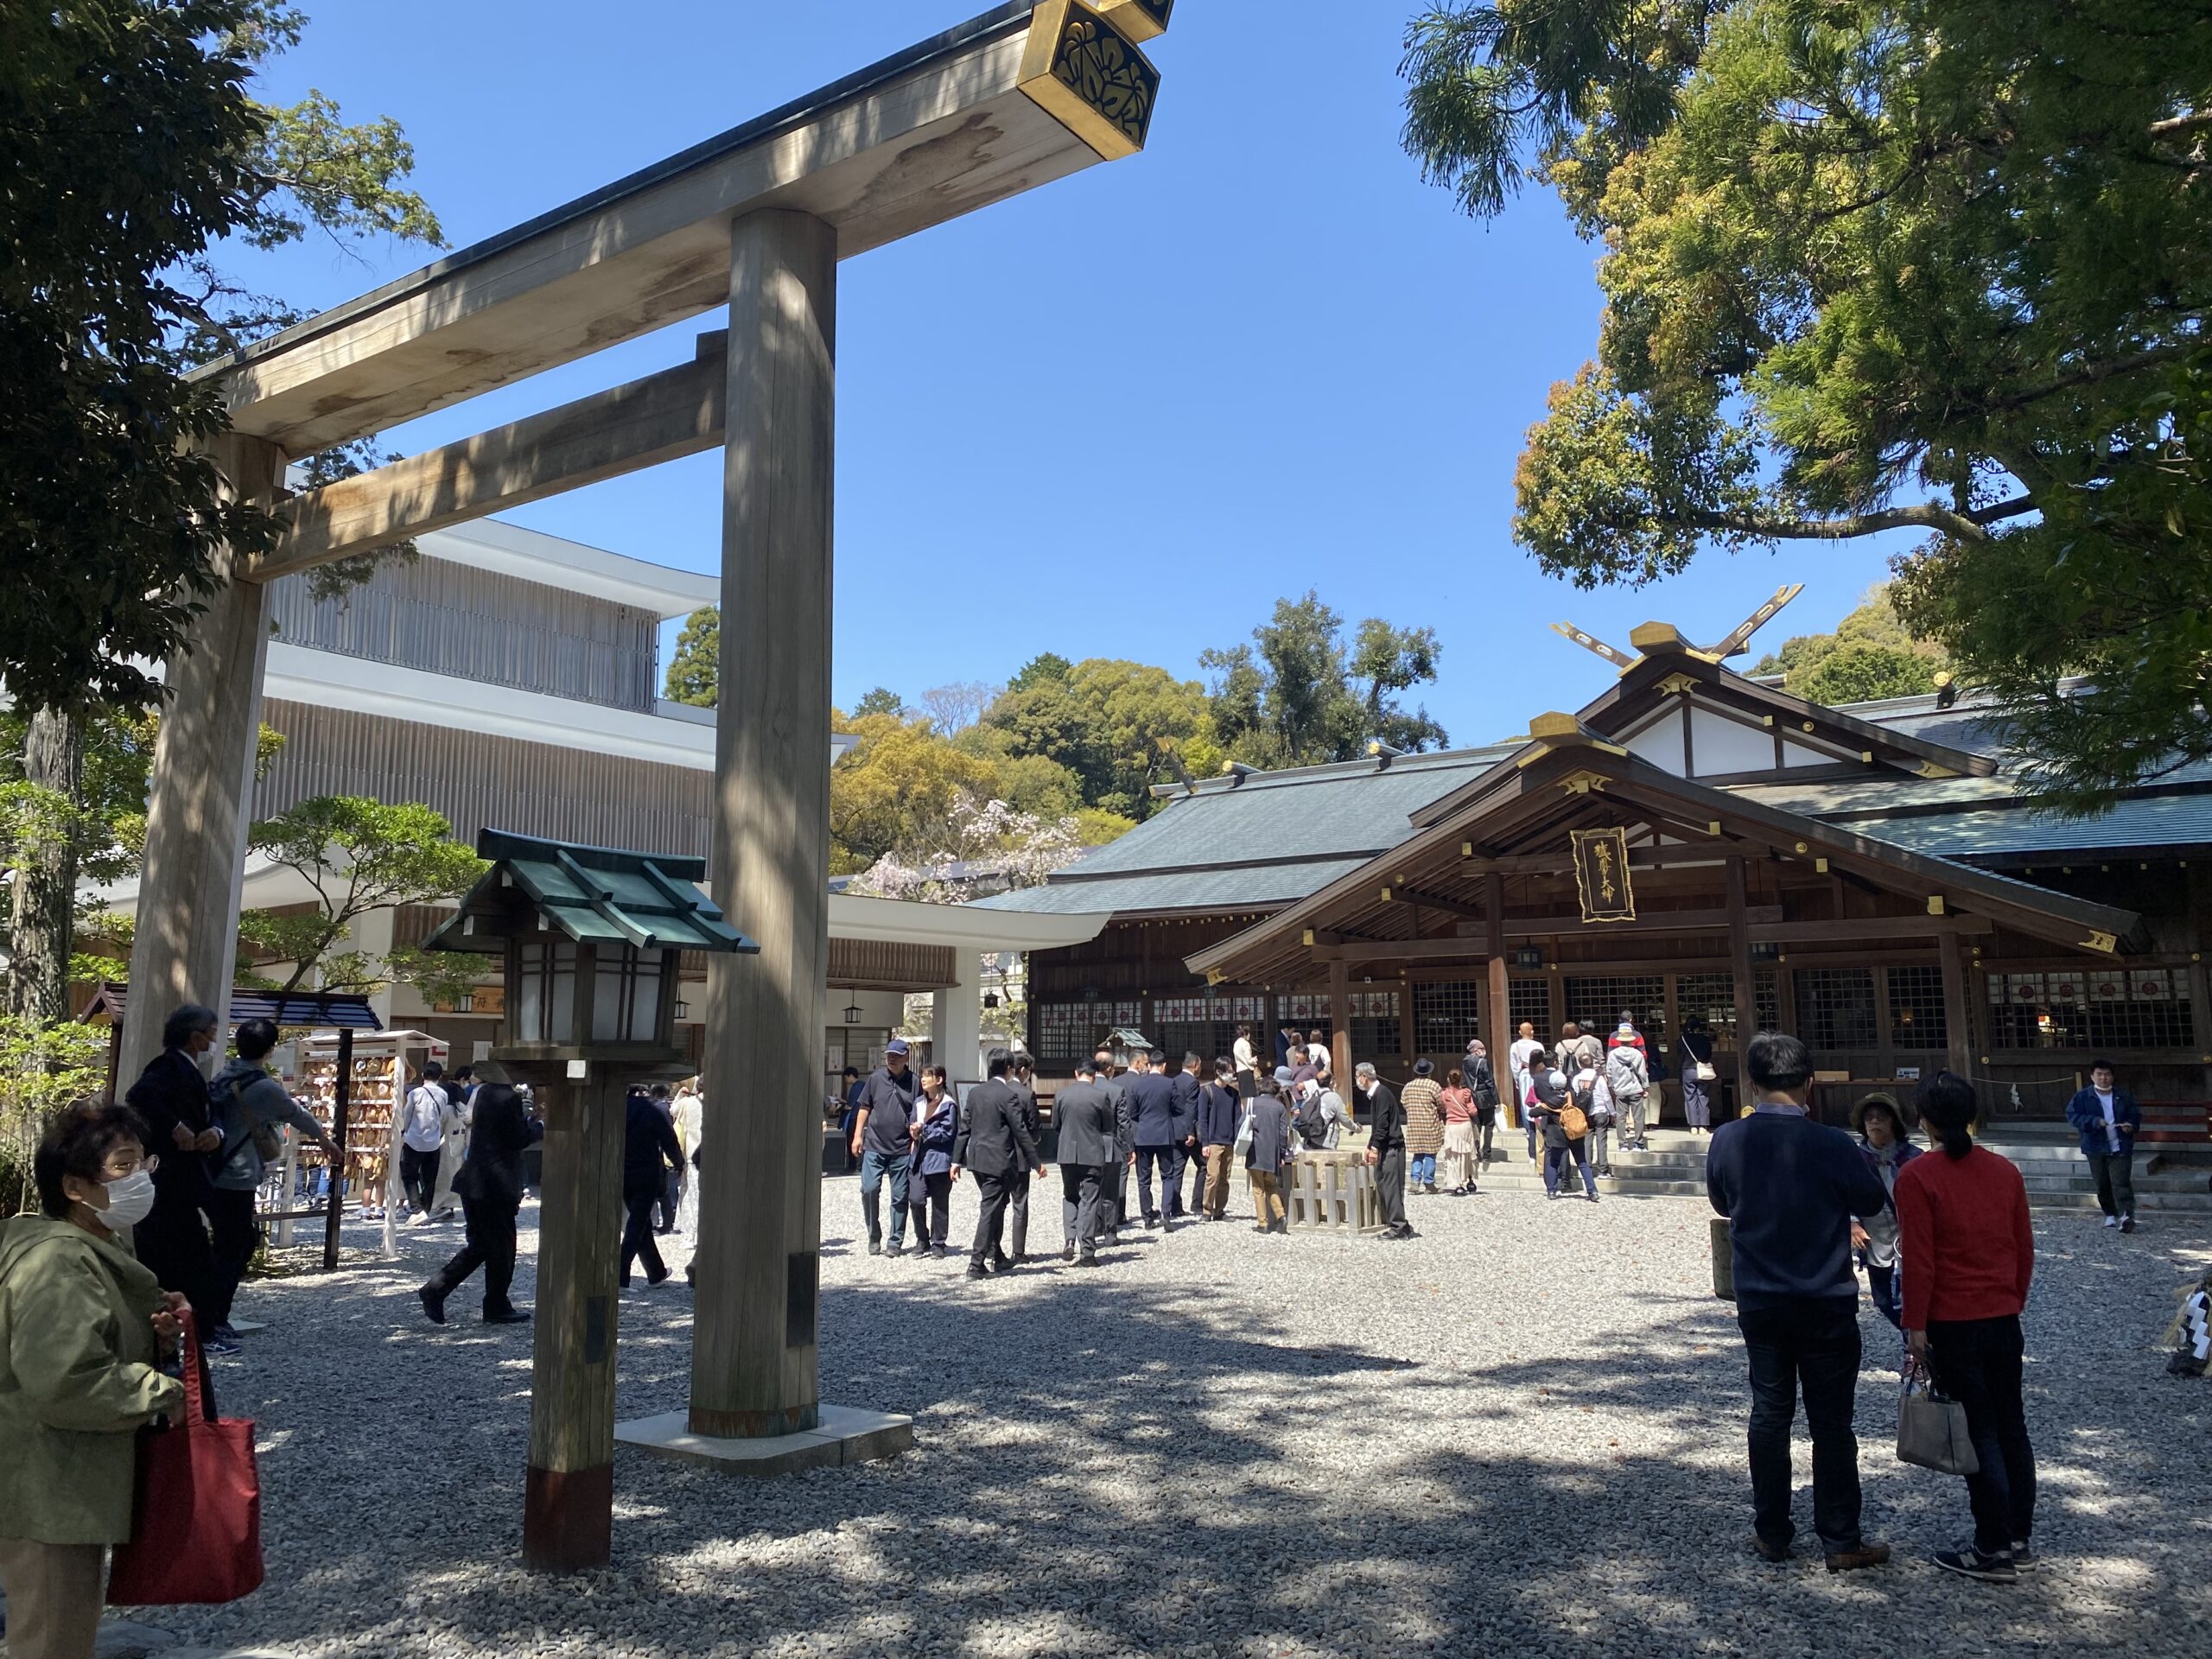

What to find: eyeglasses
left=101, top=1150, right=157, bottom=1179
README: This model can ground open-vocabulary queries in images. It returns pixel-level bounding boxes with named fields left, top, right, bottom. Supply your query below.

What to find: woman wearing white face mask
left=0, top=1101, right=188, bottom=1659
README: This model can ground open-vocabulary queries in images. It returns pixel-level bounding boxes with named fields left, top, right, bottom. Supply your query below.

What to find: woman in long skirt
left=1438, top=1068, right=1480, bottom=1194
left=1679, top=1016, right=1716, bottom=1133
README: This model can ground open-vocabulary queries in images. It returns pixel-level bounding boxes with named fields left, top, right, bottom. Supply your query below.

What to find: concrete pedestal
left=615, top=1404, right=912, bottom=1478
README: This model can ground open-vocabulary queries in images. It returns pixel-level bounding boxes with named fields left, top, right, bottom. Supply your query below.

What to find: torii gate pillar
left=690, top=209, right=838, bottom=1439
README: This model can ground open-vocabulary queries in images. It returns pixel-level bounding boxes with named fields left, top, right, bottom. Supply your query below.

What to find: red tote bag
left=107, top=1314, right=264, bottom=1605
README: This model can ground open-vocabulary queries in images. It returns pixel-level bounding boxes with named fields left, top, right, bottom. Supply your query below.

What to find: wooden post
left=1938, top=929, right=1976, bottom=1084
left=522, top=1067, right=626, bottom=1571
left=1328, top=957, right=1351, bottom=1090
left=690, top=208, right=835, bottom=1441
left=321, top=1027, right=353, bottom=1272
left=1872, top=965, right=1897, bottom=1081
left=118, top=433, right=282, bottom=1082
left=1484, top=872, right=1515, bottom=1128
left=1726, top=857, right=1758, bottom=1102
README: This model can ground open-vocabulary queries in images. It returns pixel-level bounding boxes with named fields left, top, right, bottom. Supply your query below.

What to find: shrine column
left=691, top=209, right=836, bottom=1438
left=119, top=433, right=283, bottom=1081
left=1484, top=872, right=1515, bottom=1128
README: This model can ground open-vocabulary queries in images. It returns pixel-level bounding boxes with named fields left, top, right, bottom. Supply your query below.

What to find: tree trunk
left=8, top=707, right=83, bottom=1023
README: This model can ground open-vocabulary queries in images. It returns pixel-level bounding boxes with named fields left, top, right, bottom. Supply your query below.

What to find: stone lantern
left=425, top=828, right=754, bottom=1572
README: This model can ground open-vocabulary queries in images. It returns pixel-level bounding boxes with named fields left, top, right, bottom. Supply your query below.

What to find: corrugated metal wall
left=257, top=700, right=711, bottom=856
left=268, top=559, right=658, bottom=710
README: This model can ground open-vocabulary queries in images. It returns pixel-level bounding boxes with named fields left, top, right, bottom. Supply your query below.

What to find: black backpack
left=1294, top=1092, right=1332, bottom=1148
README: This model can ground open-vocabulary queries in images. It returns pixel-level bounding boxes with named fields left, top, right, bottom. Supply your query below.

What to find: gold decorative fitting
left=1378, top=887, right=1393, bottom=902
left=1529, top=711, right=1585, bottom=739
left=1761, top=714, right=1776, bottom=728
left=1628, top=620, right=1688, bottom=651
left=1300, top=930, right=1314, bottom=947
left=1019, top=1, right=1160, bottom=162
left=1206, top=968, right=1224, bottom=985
left=2080, top=930, right=2119, bottom=954
left=1815, top=856, right=1830, bottom=873
left=1655, top=671, right=1698, bottom=696
left=1927, top=896, right=1946, bottom=916
left=1096, top=0, right=1172, bottom=41
left=1859, top=751, right=1874, bottom=764
left=1707, top=820, right=1722, bottom=836
left=1793, top=841, right=1808, bottom=854
left=1461, top=842, right=1474, bottom=858
left=1802, top=720, right=1815, bottom=733
left=1915, top=760, right=1958, bottom=779
left=1558, top=770, right=1610, bottom=795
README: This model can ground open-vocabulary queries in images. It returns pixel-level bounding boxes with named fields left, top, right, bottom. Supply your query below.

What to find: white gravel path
left=139, top=1171, right=2210, bottom=1659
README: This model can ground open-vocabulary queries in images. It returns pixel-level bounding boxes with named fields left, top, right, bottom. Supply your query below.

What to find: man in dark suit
left=1051, top=1056, right=1117, bottom=1267
left=1126, top=1048, right=1179, bottom=1229
left=620, top=1084, right=683, bottom=1287
left=951, top=1050, right=1044, bottom=1278
left=420, top=1082, right=545, bottom=1324
left=1095, top=1045, right=1133, bottom=1235
left=123, top=1003, right=226, bottom=1343
left=1007, top=1052, right=1043, bottom=1265
left=1169, top=1052, right=1205, bottom=1218
left=1357, top=1062, right=1415, bottom=1240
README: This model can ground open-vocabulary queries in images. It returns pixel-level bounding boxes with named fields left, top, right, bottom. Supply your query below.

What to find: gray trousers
left=2087, top=1149, right=2135, bottom=1217
left=1618, top=1092, right=1649, bottom=1144
left=1589, top=1120, right=1612, bottom=1170
left=1061, top=1164, right=1107, bottom=1256
left=1375, top=1147, right=1408, bottom=1230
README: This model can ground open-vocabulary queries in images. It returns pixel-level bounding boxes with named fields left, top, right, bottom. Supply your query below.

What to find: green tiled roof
left=1846, top=792, right=2212, bottom=860
left=973, top=858, right=1375, bottom=917
left=429, top=829, right=757, bottom=954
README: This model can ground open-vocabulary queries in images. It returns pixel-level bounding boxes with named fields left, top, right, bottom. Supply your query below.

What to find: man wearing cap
left=849, top=1038, right=921, bottom=1258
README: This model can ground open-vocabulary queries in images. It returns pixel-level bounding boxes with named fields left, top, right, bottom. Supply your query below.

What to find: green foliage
left=663, top=606, right=720, bottom=708
left=1201, top=591, right=1448, bottom=769
left=1402, top=0, right=2212, bottom=805
left=0, top=1015, right=108, bottom=1216
left=1796, top=645, right=1939, bottom=706
left=0, top=1, right=439, bottom=715
left=978, top=659, right=1211, bottom=819
left=828, top=712, right=1001, bottom=875
left=852, top=687, right=907, bottom=719
left=1007, top=652, right=1071, bottom=691
left=243, top=796, right=485, bottom=994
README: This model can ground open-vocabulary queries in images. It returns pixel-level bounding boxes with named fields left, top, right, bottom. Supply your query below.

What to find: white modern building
left=93, top=518, right=1103, bottom=1086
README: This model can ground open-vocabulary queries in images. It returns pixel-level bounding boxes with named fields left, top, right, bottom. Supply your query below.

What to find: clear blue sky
left=237, top=0, right=1904, bottom=745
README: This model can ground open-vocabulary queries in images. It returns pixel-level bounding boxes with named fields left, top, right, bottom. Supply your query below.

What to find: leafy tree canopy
left=852, top=687, right=906, bottom=719
left=663, top=606, right=720, bottom=708
left=0, top=0, right=439, bottom=716
left=978, top=658, right=1212, bottom=819
left=1402, top=0, right=2212, bottom=808
left=1007, top=652, right=1071, bottom=691
left=1201, top=591, right=1448, bottom=769
left=1751, top=581, right=1947, bottom=705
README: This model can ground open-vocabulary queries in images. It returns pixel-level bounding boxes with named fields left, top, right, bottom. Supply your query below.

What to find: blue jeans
left=859, top=1148, right=912, bottom=1247
left=1410, top=1153, right=1437, bottom=1185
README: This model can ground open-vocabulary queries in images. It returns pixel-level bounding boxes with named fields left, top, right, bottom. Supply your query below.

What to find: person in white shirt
left=399, top=1063, right=449, bottom=1221
left=1508, top=1021, right=1543, bottom=1165
left=1232, top=1024, right=1259, bottom=1100
left=2064, top=1060, right=2143, bottom=1232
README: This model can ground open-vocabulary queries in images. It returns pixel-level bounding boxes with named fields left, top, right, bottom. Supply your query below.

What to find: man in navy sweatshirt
left=1707, top=1031, right=1891, bottom=1573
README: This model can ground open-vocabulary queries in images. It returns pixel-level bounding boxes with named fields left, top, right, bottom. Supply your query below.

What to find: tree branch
left=2149, top=109, right=2212, bottom=138
left=1678, top=494, right=2036, bottom=544
left=1984, top=343, right=2190, bottom=412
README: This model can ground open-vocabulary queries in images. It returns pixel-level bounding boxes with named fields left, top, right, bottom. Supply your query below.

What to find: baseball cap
left=885, top=1038, right=910, bottom=1057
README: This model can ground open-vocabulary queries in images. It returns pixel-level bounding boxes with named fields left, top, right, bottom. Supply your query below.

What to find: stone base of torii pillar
left=614, top=1404, right=912, bottom=1478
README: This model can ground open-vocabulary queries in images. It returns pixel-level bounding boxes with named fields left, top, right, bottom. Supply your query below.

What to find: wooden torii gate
left=122, top=0, right=1176, bottom=1566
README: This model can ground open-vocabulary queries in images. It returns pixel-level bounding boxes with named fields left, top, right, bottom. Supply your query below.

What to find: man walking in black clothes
left=619, top=1084, right=683, bottom=1287
left=1007, top=1052, right=1043, bottom=1265
left=952, top=1050, right=1044, bottom=1278
left=1358, top=1062, right=1414, bottom=1240
left=1170, top=1052, right=1205, bottom=1218
left=421, top=1083, right=543, bottom=1324
left=1707, top=1031, right=1893, bottom=1573
left=1096, top=1046, right=1134, bottom=1233
left=1126, top=1048, right=1179, bottom=1229
left=123, top=1003, right=227, bottom=1345
left=1052, top=1056, right=1117, bottom=1266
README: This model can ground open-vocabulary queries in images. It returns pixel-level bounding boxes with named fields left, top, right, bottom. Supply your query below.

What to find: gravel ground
left=137, top=1169, right=2210, bottom=1659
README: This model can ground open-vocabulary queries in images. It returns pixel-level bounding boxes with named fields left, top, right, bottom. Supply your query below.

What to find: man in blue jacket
left=1707, top=1031, right=1892, bottom=1573
left=2064, top=1058, right=2143, bottom=1232
left=1124, top=1048, right=1179, bottom=1229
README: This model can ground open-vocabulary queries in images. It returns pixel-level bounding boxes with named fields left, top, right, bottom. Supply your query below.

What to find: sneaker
left=209, top=1322, right=241, bottom=1344
left=1933, top=1545, right=2016, bottom=1583
left=203, top=1334, right=241, bottom=1356
left=2120, top=1213, right=2136, bottom=1234
left=1823, top=1541, right=1891, bottom=1573
left=2008, top=1541, right=2037, bottom=1571
left=1587, top=1192, right=1601, bottom=1204
left=2103, top=1215, right=2120, bottom=1229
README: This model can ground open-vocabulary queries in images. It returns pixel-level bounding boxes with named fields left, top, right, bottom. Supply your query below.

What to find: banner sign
left=1570, top=827, right=1637, bottom=924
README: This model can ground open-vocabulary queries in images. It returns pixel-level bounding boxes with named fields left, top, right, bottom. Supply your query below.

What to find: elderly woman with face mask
left=0, top=1101, right=188, bottom=1659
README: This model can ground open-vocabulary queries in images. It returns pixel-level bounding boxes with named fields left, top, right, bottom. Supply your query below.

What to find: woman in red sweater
left=1895, top=1071, right=2037, bottom=1584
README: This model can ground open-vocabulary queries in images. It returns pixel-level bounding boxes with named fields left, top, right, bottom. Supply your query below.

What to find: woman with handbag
left=1894, top=1071, right=2037, bottom=1583
left=1680, top=1015, right=1718, bottom=1133
left=1437, top=1068, right=1480, bottom=1195
left=0, top=1102, right=188, bottom=1659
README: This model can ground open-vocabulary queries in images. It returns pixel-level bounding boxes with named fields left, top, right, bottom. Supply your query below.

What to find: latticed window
left=1987, top=967, right=2196, bottom=1051
left=1564, top=975, right=1666, bottom=1048
left=1795, top=969, right=1879, bottom=1050
left=1150, top=992, right=1253, bottom=1069
left=1757, top=969, right=1780, bottom=1033
left=1508, top=976, right=1551, bottom=1035
left=1414, top=981, right=1482, bottom=1053
left=1886, top=965, right=1949, bottom=1050
left=1037, top=1000, right=1139, bottom=1064
left=1678, top=972, right=1737, bottom=1043
left=1349, top=988, right=1400, bottom=1066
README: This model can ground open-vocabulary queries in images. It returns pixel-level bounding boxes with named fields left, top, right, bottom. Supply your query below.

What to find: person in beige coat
left=0, top=1101, right=188, bottom=1659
